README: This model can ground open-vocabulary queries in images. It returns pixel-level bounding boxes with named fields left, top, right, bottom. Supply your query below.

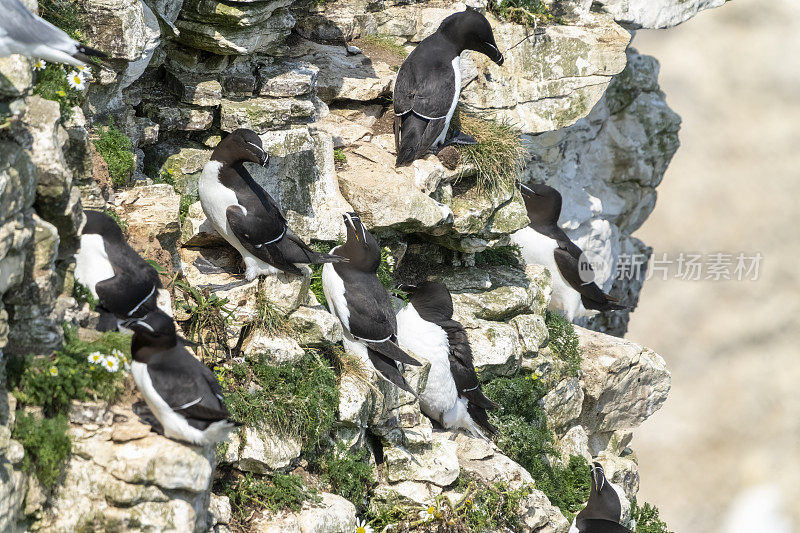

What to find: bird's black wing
left=94, top=272, right=160, bottom=319
left=394, top=49, right=456, bottom=120
left=439, top=320, right=496, bottom=410
left=338, top=269, right=398, bottom=342
left=553, top=246, right=625, bottom=310
left=575, top=519, right=632, bottom=533
left=147, top=347, right=230, bottom=422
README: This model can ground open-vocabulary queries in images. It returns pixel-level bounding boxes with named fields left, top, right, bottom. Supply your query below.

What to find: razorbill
left=74, top=210, right=172, bottom=331
left=198, top=128, right=345, bottom=280
left=569, top=462, right=632, bottom=533
left=322, top=212, right=421, bottom=394
left=393, top=9, right=504, bottom=166
left=125, top=310, right=238, bottom=446
left=0, top=0, right=106, bottom=66
left=510, top=182, right=626, bottom=322
left=396, top=281, right=496, bottom=439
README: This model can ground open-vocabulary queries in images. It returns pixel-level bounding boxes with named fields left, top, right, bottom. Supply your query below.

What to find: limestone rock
left=226, top=426, right=302, bottom=473
left=0, top=56, right=32, bottom=97
left=258, top=61, right=319, bottom=98
left=384, top=433, right=459, bottom=487
left=542, top=377, right=584, bottom=435
left=220, top=96, right=317, bottom=133
left=166, top=70, right=223, bottom=107
left=576, top=326, right=670, bottom=440
left=596, top=0, right=726, bottom=28
left=246, top=128, right=353, bottom=241
left=251, top=492, right=356, bottom=533
left=151, top=143, right=211, bottom=197
left=181, top=201, right=225, bottom=246
left=174, top=8, right=294, bottom=55
left=180, top=0, right=293, bottom=27
left=240, top=331, right=305, bottom=363
left=294, top=41, right=395, bottom=103
left=113, top=184, right=182, bottom=268
left=142, top=93, right=215, bottom=131
left=287, top=305, right=343, bottom=347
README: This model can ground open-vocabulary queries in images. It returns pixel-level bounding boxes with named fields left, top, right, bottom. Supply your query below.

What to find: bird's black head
left=518, top=181, right=562, bottom=229
left=123, top=310, right=178, bottom=363
left=83, top=210, right=125, bottom=241
left=440, top=9, right=504, bottom=65
left=401, top=281, right=454, bottom=322
left=211, top=129, right=268, bottom=167
left=337, top=212, right=381, bottom=272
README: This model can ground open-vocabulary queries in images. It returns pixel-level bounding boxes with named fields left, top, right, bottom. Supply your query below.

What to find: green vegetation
left=93, top=122, right=136, bottom=188
left=219, top=352, right=338, bottom=454
left=72, top=281, right=97, bottom=310
left=33, top=64, right=84, bottom=122
left=39, top=0, right=85, bottom=40
left=320, top=445, right=375, bottom=508
left=333, top=149, right=347, bottom=163
left=451, top=111, right=526, bottom=195
left=489, top=0, right=555, bottom=27
left=474, top=244, right=523, bottom=268
left=250, top=291, right=293, bottom=337
left=12, top=412, right=71, bottom=488
left=8, top=325, right=131, bottom=417
left=176, top=280, right=234, bottom=359
left=545, top=310, right=582, bottom=379
left=361, top=34, right=408, bottom=59
left=105, top=209, right=128, bottom=233
left=484, top=374, right=591, bottom=517
left=224, top=472, right=317, bottom=519
left=457, top=479, right=533, bottom=531
left=631, top=500, right=673, bottom=533
left=377, top=246, right=405, bottom=299
left=308, top=240, right=338, bottom=307
left=179, top=194, right=198, bottom=225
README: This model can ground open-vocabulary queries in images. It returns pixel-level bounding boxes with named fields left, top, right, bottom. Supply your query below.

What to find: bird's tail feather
left=466, top=403, right=498, bottom=438
left=366, top=339, right=421, bottom=367
left=395, top=115, right=426, bottom=166
left=367, top=347, right=418, bottom=397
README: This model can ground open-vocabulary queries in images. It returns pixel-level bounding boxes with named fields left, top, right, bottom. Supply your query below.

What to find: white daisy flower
left=67, top=71, right=86, bottom=90
left=419, top=502, right=438, bottom=521
left=111, top=348, right=125, bottom=360
left=354, top=518, right=373, bottom=533
left=33, top=59, right=46, bottom=70
left=87, top=351, right=104, bottom=364
left=102, top=355, right=120, bottom=373
left=49, top=366, right=58, bottom=377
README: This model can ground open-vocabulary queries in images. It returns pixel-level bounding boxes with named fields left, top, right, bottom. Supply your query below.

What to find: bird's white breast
left=74, top=234, right=115, bottom=298
left=510, top=227, right=588, bottom=321
left=199, top=161, right=237, bottom=235
left=321, top=254, right=350, bottom=332
left=131, top=361, right=206, bottom=444
left=434, top=55, right=462, bottom=148
left=396, top=304, right=457, bottom=415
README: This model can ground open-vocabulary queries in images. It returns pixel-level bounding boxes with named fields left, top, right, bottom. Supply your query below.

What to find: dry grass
left=451, top=110, right=527, bottom=195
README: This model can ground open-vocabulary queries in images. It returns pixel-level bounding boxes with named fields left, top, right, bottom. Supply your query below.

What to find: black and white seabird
left=322, top=213, right=422, bottom=394
left=396, top=281, right=496, bottom=439
left=0, top=0, right=106, bottom=66
left=125, top=310, right=238, bottom=446
left=198, top=128, right=345, bottom=280
left=74, top=210, right=172, bottom=331
left=569, top=462, right=632, bottom=533
left=393, top=9, right=504, bottom=166
left=510, top=182, right=627, bottom=322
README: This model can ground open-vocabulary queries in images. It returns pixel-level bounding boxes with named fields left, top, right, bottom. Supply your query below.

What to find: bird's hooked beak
left=487, top=42, right=504, bottom=65
left=246, top=140, right=268, bottom=167
left=517, top=180, right=538, bottom=197
left=398, top=284, right=417, bottom=295
left=120, top=318, right=154, bottom=333
left=591, top=462, right=605, bottom=492
left=342, top=212, right=363, bottom=243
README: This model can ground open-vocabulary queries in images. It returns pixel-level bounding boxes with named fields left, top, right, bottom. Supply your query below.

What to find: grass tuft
left=12, top=412, right=71, bottom=488
left=361, top=34, right=408, bottom=58
left=333, top=148, right=347, bottom=163
left=489, top=0, right=555, bottom=26
left=545, top=310, right=581, bottom=379
left=176, top=280, right=234, bottom=360
left=9, top=325, right=131, bottom=417
left=179, top=194, right=198, bottom=225
left=320, top=444, right=375, bottom=508
left=219, top=352, right=338, bottom=453
left=224, top=472, right=317, bottom=519
left=484, top=373, right=591, bottom=517
left=631, top=500, right=673, bottom=533
left=72, top=281, right=97, bottom=310
left=93, top=121, right=136, bottom=188
left=451, top=110, right=526, bottom=195
left=308, top=240, right=339, bottom=307
left=250, top=292, right=293, bottom=337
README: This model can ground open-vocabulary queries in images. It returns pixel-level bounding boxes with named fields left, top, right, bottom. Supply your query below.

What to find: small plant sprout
left=354, top=518, right=373, bottom=533
left=49, top=366, right=58, bottom=377
left=33, top=59, right=46, bottom=70
left=87, top=352, right=104, bottom=365
left=67, top=71, right=86, bottom=90
left=102, top=355, right=120, bottom=373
